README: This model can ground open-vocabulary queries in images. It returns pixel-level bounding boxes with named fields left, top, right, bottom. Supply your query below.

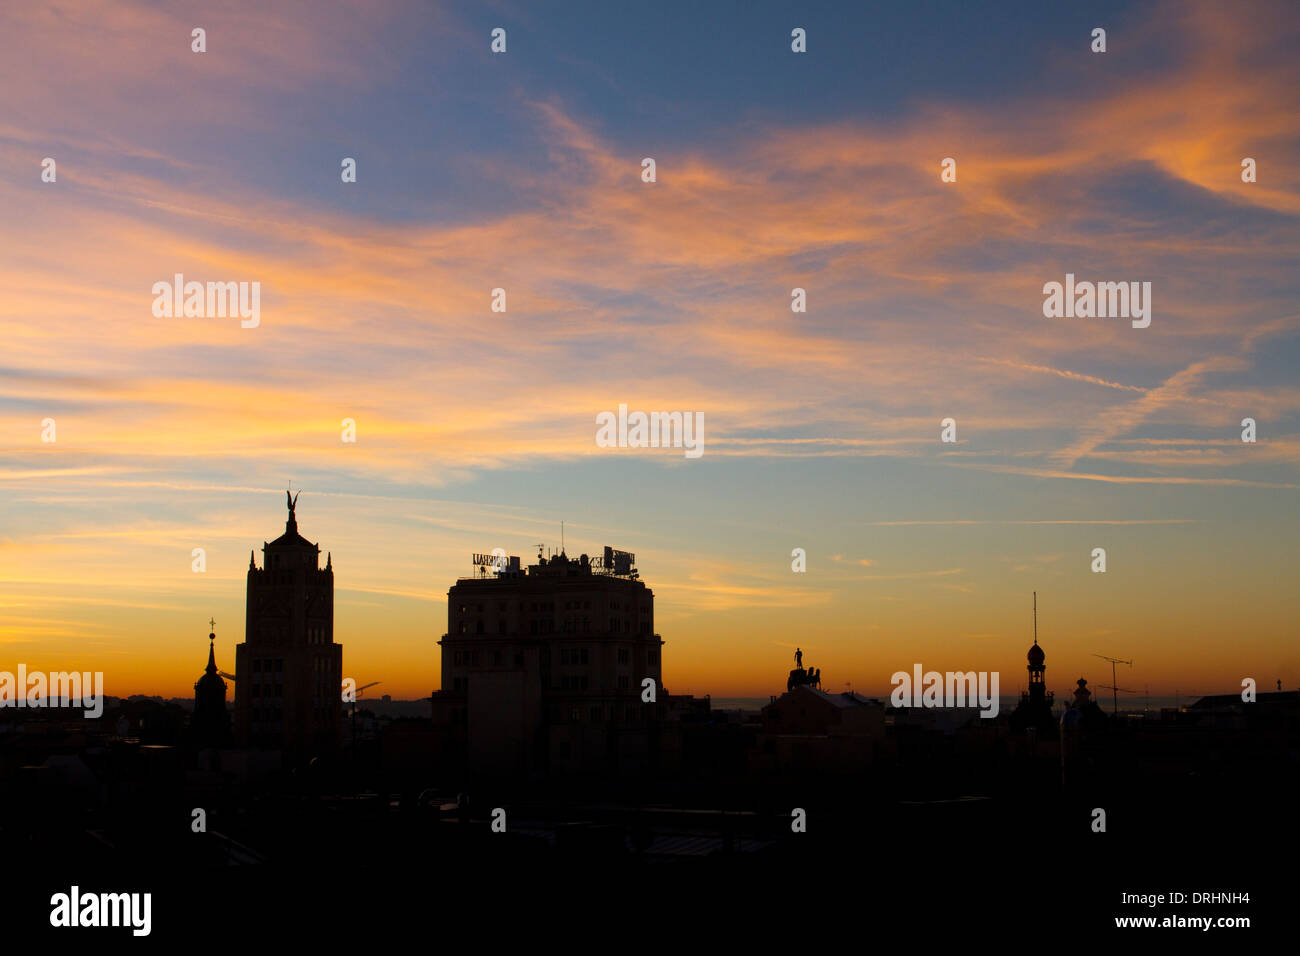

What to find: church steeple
left=192, top=619, right=230, bottom=749
left=199, top=619, right=222, bottom=684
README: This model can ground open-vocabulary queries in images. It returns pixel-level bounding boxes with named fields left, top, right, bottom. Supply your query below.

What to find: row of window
left=456, top=598, right=648, bottom=611
left=558, top=675, right=633, bottom=691
left=455, top=599, right=650, bottom=615
left=552, top=704, right=645, bottom=723
left=255, top=569, right=328, bottom=585
left=446, top=673, right=643, bottom=694
left=451, top=647, right=656, bottom=667
left=440, top=704, right=647, bottom=726
left=458, top=616, right=653, bottom=636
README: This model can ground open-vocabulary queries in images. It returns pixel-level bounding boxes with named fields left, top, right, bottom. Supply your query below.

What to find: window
left=648, top=649, right=659, bottom=664
left=617, top=649, right=629, bottom=665
left=619, top=675, right=630, bottom=691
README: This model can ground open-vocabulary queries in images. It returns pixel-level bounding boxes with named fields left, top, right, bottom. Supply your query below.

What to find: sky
left=1, top=0, right=1297, bottom=701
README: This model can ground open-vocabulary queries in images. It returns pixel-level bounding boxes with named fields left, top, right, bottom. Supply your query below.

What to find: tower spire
left=206, top=620, right=217, bottom=675
left=1033, top=591, right=1037, bottom=644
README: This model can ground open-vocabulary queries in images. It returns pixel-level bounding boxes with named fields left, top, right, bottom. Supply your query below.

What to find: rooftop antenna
left=536, top=542, right=545, bottom=561
left=1032, top=591, right=1038, bottom=644
left=1093, top=653, right=1134, bottom=715
left=561, top=521, right=565, bottom=555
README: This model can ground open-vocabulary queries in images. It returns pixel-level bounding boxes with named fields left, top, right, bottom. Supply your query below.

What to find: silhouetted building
left=751, top=676, right=884, bottom=773
left=191, top=625, right=231, bottom=749
left=1062, top=677, right=1107, bottom=732
left=1010, top=634, right=1055, bottom=734
left=432, top=547, right=674, bottom=775
left=234, top=492, right=342, bottom=759
left=1187, top=689, right=1300, bottom=731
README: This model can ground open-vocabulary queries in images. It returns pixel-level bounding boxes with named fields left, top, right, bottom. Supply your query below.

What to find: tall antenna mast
left=1093, top=653, right=1134, bottom=716
left=1033, top=591, right=1038, bottom=644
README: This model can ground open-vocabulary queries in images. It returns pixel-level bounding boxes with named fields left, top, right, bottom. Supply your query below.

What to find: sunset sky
left=1, top=0, right=1297, bottom=701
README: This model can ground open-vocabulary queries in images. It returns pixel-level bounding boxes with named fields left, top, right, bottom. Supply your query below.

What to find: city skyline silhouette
left=1, top=0, right=1295, bottom=939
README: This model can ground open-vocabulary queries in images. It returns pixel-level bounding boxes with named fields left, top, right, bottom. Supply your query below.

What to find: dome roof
left=1027, top=641, right=1045, bottom=664
left=196, top=668, right=226, bottom=695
